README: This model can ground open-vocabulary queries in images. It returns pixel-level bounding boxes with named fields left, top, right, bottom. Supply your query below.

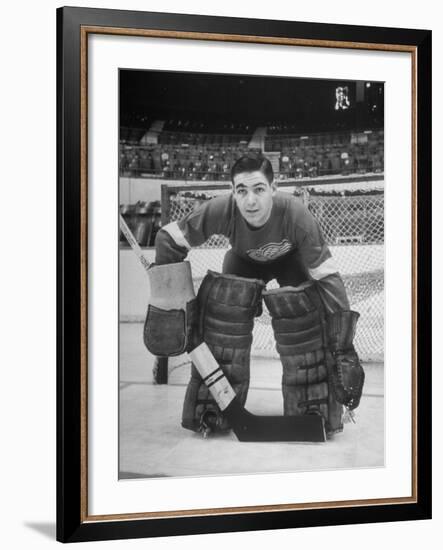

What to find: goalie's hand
left=330, top=348, right=365, bottom=410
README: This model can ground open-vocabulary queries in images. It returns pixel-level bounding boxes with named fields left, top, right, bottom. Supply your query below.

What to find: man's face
left=232, top=170, right=276, bottom=227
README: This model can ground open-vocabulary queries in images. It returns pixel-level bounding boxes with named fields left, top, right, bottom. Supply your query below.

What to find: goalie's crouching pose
left=145, top=152, right=364, bottom=437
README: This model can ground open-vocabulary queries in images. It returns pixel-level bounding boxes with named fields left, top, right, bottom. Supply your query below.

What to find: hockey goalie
left=142, top=153, right=365, bottom=441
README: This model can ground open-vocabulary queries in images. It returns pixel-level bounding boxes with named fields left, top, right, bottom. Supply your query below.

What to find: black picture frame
left=57, top=6, right=432, bottom=543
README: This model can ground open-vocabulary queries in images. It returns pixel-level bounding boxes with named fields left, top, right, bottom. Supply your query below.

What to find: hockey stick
left=120, top=214, right=326, bottom=442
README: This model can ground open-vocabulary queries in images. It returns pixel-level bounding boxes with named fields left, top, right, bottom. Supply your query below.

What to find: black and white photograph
left=118, top=70, right=384, bottom=479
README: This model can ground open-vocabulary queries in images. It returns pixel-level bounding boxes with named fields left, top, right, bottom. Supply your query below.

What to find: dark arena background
left=118, top=70, right=384, bottom=478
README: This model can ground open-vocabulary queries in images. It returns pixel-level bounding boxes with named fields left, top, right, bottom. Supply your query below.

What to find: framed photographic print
left=57, top=6, right=432, bottom=543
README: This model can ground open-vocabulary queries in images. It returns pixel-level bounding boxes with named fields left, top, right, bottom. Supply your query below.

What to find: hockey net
left=162, top=177, right=384, bottom=363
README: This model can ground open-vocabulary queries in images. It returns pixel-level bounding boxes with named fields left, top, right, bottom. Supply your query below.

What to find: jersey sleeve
left=155, top=194, right=232, bottom=265
left=288, top=199, right=350, bottom=312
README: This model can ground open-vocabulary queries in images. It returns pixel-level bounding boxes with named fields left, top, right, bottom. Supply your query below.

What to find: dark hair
left=230, top=153, right=274, bottom=185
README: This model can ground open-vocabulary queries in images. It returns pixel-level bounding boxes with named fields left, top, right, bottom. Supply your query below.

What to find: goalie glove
left=143, top=262, right=199, bottom=357
left=326, top=310, right=365, bottom=410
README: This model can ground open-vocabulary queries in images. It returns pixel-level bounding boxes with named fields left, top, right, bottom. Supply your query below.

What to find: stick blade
left=225, top=399, right=326, bottom=443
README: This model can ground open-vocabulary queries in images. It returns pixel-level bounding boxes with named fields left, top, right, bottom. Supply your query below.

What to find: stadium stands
left=119, top=122, right=384, bottom=181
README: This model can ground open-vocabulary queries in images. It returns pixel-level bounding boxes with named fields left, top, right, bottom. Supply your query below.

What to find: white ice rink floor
left=119, top=323, right=384, bottom=480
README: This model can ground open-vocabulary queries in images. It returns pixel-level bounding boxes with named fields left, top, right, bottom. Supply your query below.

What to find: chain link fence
left=162, top=180, right=384, bottom=363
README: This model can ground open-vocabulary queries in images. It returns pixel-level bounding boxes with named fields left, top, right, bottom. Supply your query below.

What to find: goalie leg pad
left=181, top=271, right=264, bottom=433
left=281, top=349, right=328, bottom=418
left=181, top=365, right=230, bottom=433
left=263, top=286, right=343, bottom=434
